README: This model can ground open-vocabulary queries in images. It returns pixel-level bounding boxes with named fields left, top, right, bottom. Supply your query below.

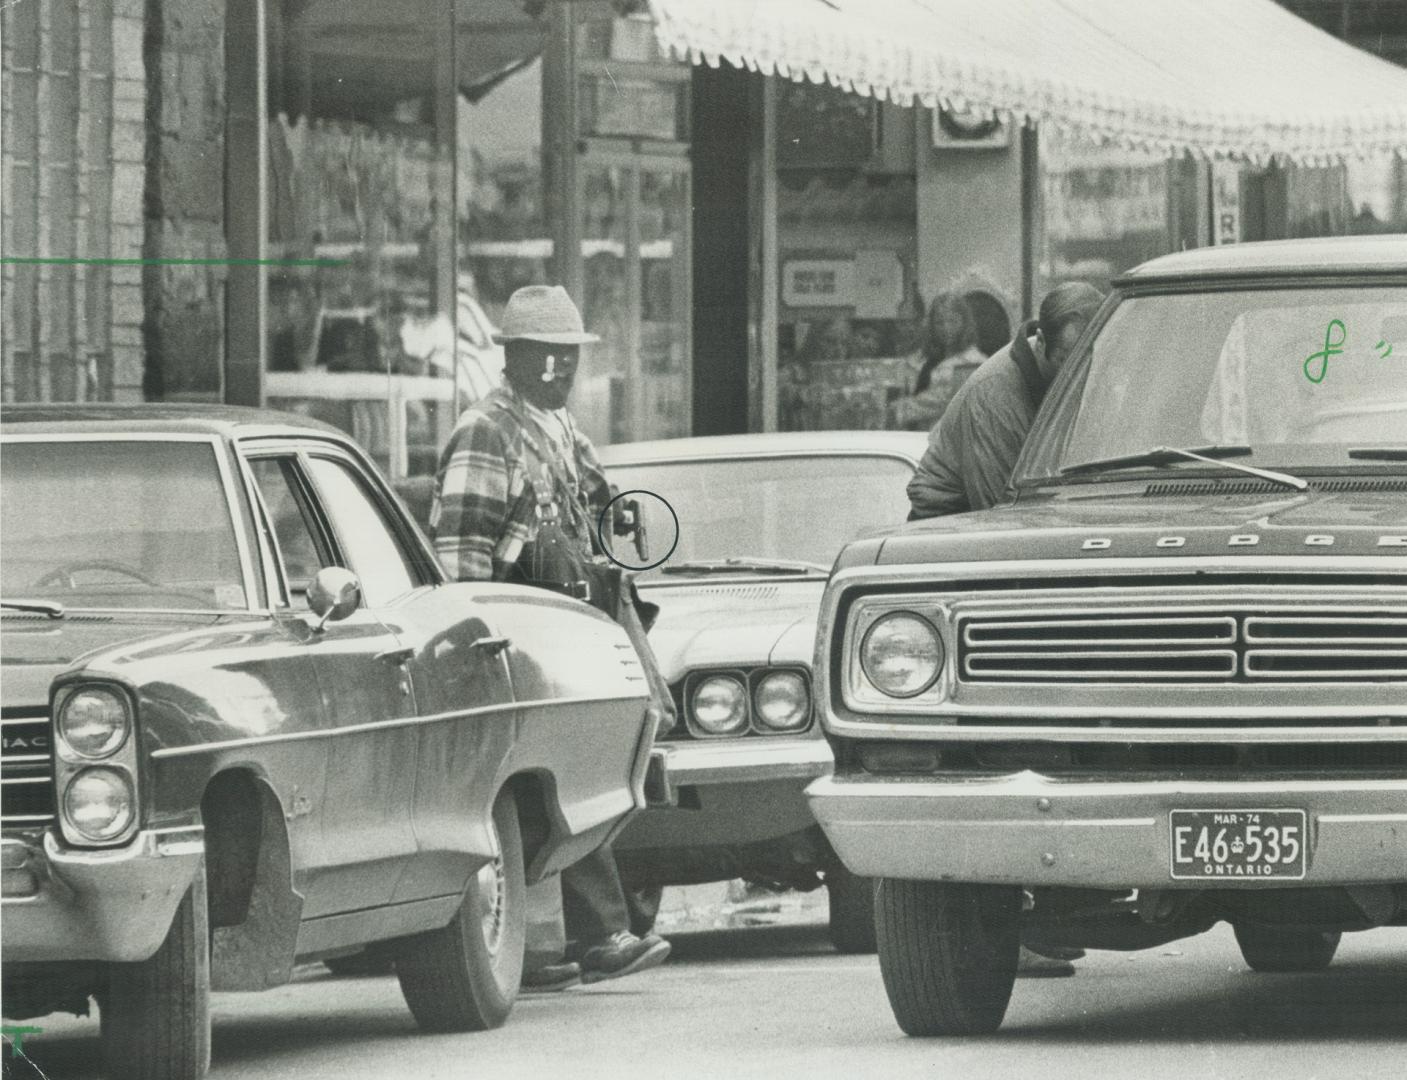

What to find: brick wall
left=0, top=0, right=228, bottom=404
left=141, top=0, right=227, bottom=400
left=2, top=0, right=144, bottom=402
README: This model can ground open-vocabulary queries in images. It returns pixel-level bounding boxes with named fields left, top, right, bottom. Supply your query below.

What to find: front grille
left=1243, top=615, right=1407, bottom=678
left=960, top=609, right=1407, bottom=684
left=1, top=709, right=56, bottom=825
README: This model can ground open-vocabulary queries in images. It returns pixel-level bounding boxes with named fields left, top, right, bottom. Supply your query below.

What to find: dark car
left=599, top=432, right=925, bottom=951
left=0, top=405, right=655, bottom=1079
left=806, top=236, right=1407, bottom=1035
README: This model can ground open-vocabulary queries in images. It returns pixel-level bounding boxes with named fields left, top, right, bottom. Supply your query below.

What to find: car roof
left=1119, top=235, right=1407, bottom=283
left=597, top=430, right=929, bottom=466
left=0, top=402, right=351, bottom=442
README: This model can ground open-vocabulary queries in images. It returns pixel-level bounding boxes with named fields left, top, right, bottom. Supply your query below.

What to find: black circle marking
left=597, top=488, right=679, bottom=572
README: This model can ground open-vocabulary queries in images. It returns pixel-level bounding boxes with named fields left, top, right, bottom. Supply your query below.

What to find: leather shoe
left=573, top=931, right=671, bottom=983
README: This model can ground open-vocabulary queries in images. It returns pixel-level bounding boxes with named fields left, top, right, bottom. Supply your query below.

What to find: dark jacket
left=906, top=322, right=1047, bottom=519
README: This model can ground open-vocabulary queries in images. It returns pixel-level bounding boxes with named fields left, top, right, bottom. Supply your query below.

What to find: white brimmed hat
left=492, top=285, right=600, bottom=345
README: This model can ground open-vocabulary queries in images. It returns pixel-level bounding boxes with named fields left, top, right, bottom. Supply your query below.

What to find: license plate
left=1169, top=809, right=1307, bottom=881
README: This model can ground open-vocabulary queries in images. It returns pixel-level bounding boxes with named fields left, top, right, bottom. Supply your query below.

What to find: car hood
left=867, top=486, right=1407, bottom=566
left=639, top=577, right=825, bottom=677
left=0, top=612, right=222, bottom=710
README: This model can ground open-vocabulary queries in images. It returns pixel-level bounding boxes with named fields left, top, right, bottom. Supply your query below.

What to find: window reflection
left=1039, top=129, right=1172, bottom=296
left=264, top=0, right=444, bottom=479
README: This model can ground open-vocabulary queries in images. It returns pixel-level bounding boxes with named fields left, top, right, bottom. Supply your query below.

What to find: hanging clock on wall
left=931, top=105, right=1011, bottom=149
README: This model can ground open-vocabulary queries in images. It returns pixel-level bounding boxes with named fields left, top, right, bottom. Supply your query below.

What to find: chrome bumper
left=1, top=826, right=205, bottom=962
left=657, top=735, right=833, bottom=788
left=807, top=773, right=1407, bottom=888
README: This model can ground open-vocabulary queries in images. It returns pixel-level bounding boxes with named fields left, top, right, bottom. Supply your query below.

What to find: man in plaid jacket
left=430, top=367, right=612, bottom=585
left=430, top=285, right=671, bottom=991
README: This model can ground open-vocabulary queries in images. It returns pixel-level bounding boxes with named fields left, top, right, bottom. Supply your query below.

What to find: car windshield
left=606, top=454, right=915, bottom=578
left=1, top=439, right=248, bottom=611
left=1025, top=285, right=1407, bottom=481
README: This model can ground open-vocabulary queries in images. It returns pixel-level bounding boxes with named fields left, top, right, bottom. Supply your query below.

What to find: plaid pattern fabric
left=429, top=387, right=614, bottom=582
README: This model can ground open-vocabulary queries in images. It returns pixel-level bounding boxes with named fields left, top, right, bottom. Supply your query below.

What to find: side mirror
left=307, top=566, right=361, bottom=631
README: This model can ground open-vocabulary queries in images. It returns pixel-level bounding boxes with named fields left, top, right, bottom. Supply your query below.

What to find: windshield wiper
left=660, top=557, right=829, bottom=577
left=0, top=599, right=66, bottom=619
left=1061, top=444, right=1307, bottom=491
left=1348, top=447, right=1407, bottom=461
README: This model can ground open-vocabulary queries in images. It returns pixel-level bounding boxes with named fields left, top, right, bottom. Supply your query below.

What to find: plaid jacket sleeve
left=575, top=429, right=614, bottom=516
left=429, top=410, right=533, bottom=581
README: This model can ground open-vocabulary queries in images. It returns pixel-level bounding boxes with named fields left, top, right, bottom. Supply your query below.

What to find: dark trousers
left=525, top=570, right=671, bottom=951
left=561, top=842, right=630, bottom=945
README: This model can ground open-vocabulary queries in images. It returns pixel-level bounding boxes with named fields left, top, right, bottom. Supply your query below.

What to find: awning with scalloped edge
left=647, top=0, right=1407, bottom=164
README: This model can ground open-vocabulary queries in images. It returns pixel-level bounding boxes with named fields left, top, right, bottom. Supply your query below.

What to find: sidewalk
left=655, top=881, right=828, bottom=934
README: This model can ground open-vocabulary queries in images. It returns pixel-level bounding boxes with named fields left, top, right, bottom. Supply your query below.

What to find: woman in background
left=892, top=292, right=985, bottom=432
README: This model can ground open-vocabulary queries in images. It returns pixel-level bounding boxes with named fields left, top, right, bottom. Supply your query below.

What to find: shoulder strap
left=490, top=394, right=594, bottom=539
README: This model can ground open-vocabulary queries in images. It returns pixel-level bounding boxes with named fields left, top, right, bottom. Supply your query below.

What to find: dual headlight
left=689, top=670, right=811, bottom=736
left=858, top=611, right=945, bottom=698
left=54, top=685, right=137, bottom=844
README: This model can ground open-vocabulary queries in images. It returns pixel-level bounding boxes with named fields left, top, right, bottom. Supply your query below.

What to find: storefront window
left=774, top=83, right=919, bottom=432
left=254, top=1, right=688, bottom=465
left=573, top=5, right=692, bottom=445
left=455, top=0, right=549, bottom=422
left=1346, top=156, right=1407, bottom=234
left=1038, top=128, right=1174, bottom=296
left=1278, top=158, right=1407, bottom=238
left=263, top=0, right=452, bottom=481
left=580, top=162, right=630, bottom=443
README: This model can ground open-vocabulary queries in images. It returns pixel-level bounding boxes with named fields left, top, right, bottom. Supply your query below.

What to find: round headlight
left=690, top=675, right=748, bottom=735
left=63, top=767, right=135, bottom=842
left=58, top=687, right=130, bottom=758
left=860, top=613, right=943, bottom=697
left=755, top=671, right=810, bottom=732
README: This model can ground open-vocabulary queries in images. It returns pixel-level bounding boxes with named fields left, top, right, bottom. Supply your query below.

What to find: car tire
left=395, top=789, right=526, bottom=1032
left=826, top=863, right=878, bottom=954
left=1232, top=923, right=1341, bottom=972
left=324, top=952, right=394, bottom=977
left=875, top=878, right=1021, bottom=1036
left=100, top=861, right=211, bottom=1080
left=627, top=884, right=664, bottom=938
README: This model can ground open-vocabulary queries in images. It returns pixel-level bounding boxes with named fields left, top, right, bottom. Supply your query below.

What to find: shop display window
left=775, top=96, right=920, bottom=433
left=573, top=4, right=692, bottom=446
left=1037, top=128, right=1174, bottom=296
left=262, top=0, right=557, bottom=483
left=264, top=0, right=451, bottom=481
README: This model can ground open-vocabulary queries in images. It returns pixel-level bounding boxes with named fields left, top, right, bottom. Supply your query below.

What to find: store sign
left=782, top=259, right=854, bottom=308
left=1213, top=162, right=1241, bottom=245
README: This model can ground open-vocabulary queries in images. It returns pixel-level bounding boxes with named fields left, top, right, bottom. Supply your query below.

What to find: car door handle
left=375, top=645, right=415, bottom=665
left=470, top=636, right=511, bottom=658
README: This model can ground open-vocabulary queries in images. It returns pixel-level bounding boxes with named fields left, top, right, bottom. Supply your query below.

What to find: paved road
left=10, top=917, right=1405, bottom=1080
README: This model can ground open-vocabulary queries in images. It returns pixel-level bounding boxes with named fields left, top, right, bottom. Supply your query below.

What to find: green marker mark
left=2, top=1025, right=43, bottom=1055
left=0, top=257, right=347, bottom=267
left=1303, top=318, right=1346, bottom=384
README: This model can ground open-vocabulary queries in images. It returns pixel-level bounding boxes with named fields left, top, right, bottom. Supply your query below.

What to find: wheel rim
left=475, top=822, right=507, bottom=956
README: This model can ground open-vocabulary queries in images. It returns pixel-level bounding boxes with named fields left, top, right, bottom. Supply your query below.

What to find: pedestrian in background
left=892, top=291, right=986, bottom=432
left=907, top=282, right=1104, bottom=519
left=430, top=284, right=673, bottom=990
